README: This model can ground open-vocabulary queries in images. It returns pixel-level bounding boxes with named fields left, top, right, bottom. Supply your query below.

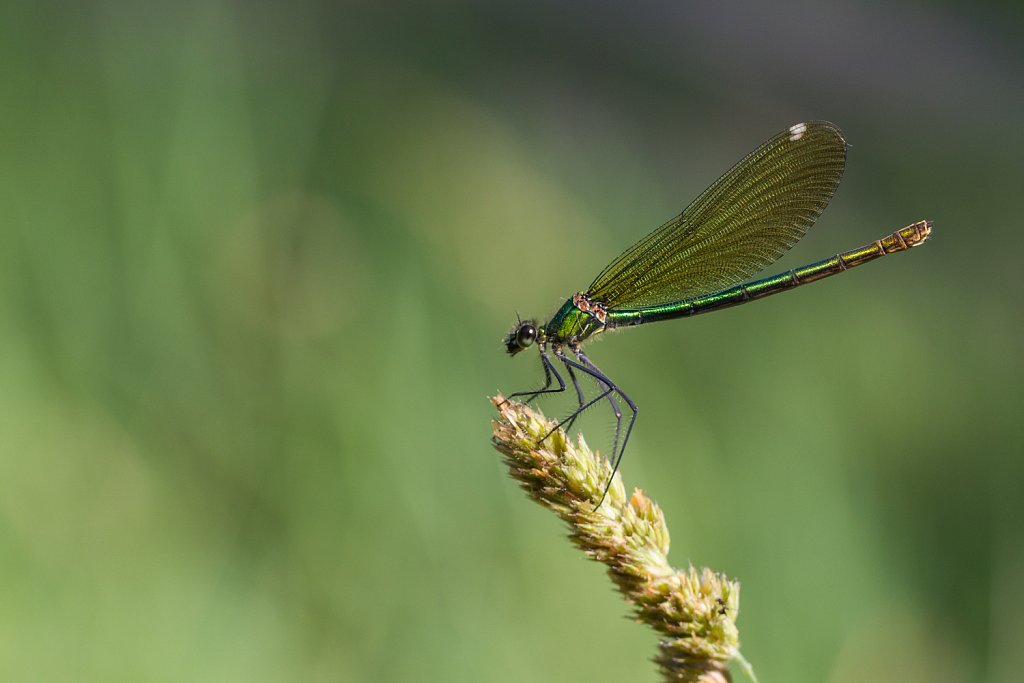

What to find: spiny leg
left=574, top=347, right=624, bottom=463
left=555, top=359, right=589, bottom=433
left=506, top=343, right=566, bottom=405
left=560, top=350, right=638, bottom=507
left=547, top=345, right=621, bottom=442
left=542, top=346, right=627, bottom=452
left=564, top=362, right=586, bottom=408
left=579, top=349, right=638, bottom=505
left=523, top=349, right=554, bottom=406
left=538, top=349, right=615, bottom=443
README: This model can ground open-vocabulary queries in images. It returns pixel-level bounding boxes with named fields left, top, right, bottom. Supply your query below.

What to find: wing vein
left=587, top=121, right=847, bottom=310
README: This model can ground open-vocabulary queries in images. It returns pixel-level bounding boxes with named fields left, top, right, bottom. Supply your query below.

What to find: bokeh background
left=2, top=1, right=1022, bottom=681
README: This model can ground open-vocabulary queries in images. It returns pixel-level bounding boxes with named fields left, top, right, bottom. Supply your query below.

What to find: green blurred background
left=1, top=1, right=1022, bottom=681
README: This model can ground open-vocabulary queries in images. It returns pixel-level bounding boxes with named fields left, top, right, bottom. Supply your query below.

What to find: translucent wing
left=587, top=121, right=847, bottom=310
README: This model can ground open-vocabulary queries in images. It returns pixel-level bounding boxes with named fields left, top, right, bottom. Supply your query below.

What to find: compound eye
left=516, top=324, right=536, bottom=348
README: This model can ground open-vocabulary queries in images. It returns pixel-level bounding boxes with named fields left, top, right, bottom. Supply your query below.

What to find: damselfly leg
left=549, top=349, right=638, bottom=506
left=506, top=344, right=565, bottom=405
left=540, top=347, right=615, bottom=443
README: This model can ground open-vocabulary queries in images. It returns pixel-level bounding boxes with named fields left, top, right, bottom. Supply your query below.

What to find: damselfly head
left=504, top=320, right=538, bottom=355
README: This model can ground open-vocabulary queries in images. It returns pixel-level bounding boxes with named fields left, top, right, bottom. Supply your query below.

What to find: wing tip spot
left=789, top=122, right=808, bottom=141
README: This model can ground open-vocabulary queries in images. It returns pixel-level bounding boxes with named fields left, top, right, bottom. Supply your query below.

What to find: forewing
left=587, top=121, right=846, bottom=309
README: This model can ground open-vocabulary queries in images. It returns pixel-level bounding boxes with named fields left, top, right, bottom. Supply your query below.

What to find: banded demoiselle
left=504, top=121, right=932, bottom=504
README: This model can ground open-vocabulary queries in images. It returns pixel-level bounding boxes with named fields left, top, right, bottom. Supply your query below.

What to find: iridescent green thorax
left=543, top=292, right=608, bottom=346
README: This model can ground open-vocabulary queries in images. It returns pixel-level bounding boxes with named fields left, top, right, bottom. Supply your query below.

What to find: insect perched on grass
left=504, top=121, right=932, bottom=505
